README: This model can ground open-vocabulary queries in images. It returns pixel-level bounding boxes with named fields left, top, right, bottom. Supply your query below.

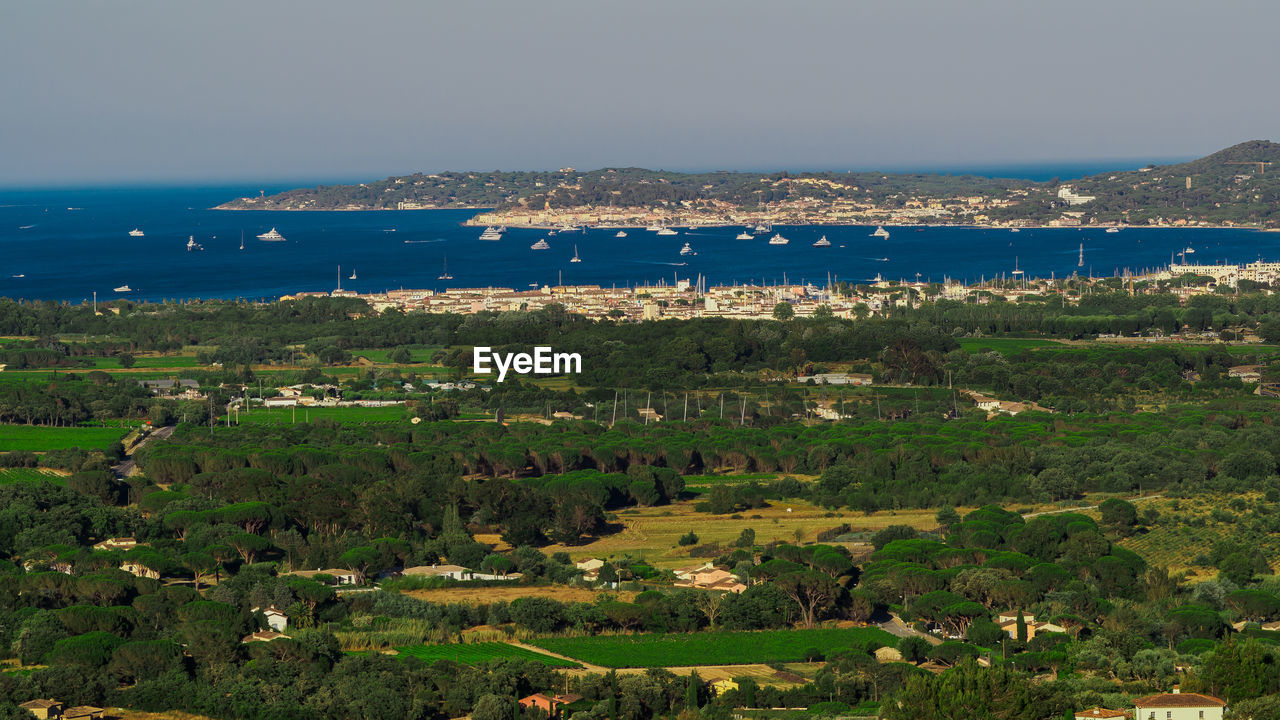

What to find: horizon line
left=0, top=155, right=1196, bottom=191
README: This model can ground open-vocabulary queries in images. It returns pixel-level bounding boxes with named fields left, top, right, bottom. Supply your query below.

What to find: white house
left=253, top=606, right=288, bottom=632
left=1132, top=691, right=1225, bottom=720
left=402, top=564, right=473, bottom=581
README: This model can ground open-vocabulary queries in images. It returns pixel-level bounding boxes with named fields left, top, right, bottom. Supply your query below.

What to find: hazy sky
left=3, top=0, right=1278, bottom=184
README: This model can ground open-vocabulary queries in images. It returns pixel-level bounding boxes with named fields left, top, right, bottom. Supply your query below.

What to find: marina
left=2, top=185, right=1280, bottom=304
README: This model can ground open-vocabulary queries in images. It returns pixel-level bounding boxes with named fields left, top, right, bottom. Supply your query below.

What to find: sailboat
left=570, top=245, right=582, bottom=263
left=438, top=256, right=453, bottom=280
left=349, top=268, right=357, bottom=280
left=239, top=230, right=245, bottom=250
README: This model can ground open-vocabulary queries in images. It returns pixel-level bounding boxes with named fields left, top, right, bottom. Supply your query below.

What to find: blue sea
left=1, top=183, right=1278, bottom=304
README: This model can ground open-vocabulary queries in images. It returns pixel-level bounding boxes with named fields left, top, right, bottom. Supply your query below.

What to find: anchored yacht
left=186, top=236, right=203, bottom=251
left=871, top=226, right=890, bottom=239
left=531, top=238, right=551, bottom=250
left=657, top=227, right=679, bottom=236
left=257, top=228, right=286, bottom=241
left=812, top=235, right=831, bottom=247
left=768, top=233, right=789, bottom=245
left=679, top=242, right=695, bottom=256
left=128, top=228, right=144, bottom=237
left=735, top=231, right=754, bottom=240
left=478, top=227, right=503, bottom=241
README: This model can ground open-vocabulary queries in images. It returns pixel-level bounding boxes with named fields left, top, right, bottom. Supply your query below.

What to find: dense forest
left=3, top=296, right=1280, bottom=719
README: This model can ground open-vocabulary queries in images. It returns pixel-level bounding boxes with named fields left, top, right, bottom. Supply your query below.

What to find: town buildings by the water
left=278, top=255, right=1280, bottom=323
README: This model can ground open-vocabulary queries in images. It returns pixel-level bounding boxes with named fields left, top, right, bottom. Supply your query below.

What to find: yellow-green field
left=540, top=498, right=943, bottom=568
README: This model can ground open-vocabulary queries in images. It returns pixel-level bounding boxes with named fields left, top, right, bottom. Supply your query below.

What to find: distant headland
left=216, top=141, right=1280, bottom=230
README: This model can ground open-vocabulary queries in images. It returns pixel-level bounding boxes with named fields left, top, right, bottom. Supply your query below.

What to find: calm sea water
left=1, top=184, right=1278, bottom=303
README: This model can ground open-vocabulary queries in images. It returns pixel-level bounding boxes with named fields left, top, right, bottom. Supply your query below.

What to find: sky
left=2, top=0, right=1278, bottom=185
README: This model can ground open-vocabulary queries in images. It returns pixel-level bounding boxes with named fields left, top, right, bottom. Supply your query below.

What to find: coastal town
left=286, top=257, right=1280, bottom=323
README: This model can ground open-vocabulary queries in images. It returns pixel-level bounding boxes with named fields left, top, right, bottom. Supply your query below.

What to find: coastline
left=213, top=203, right=1272, bottom=232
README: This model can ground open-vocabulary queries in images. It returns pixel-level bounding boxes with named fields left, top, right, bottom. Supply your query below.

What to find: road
left=877, top=614, right=942, bottom=646
left=112, top=424, right=175, bottom=478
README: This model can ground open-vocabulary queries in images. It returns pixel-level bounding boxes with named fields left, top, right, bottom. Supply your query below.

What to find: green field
left=0, top=425, right=129, bottom=452
left=0, top=468, right=67, bottom=486
left=683, top=473, right=789, bottom=486
left=236, top=405, right=409, bottom=425
left=530, top=628, right=895, bottom=668
left=394, top=642, right=579, bottom=667
left=956, top=338, right=1065, bottom=354
left=352, top=347, right=441, bottom=363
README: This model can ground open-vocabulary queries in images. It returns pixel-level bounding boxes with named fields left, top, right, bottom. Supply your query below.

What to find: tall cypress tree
left=686, top=669, right=701, bottom=710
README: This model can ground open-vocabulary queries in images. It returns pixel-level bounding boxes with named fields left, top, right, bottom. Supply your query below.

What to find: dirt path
left=1021, top=494, right=1163, bottom=519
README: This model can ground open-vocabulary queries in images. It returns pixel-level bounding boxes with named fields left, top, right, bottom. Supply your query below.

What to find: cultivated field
left=407, top=585, right=636, bottom=605
left=0, top=468, right=67, bottom=486
left=0, top=425, right=128, bottom=452
left=956, top=338, right=1066, bottom=354
left=540, top=498, right=941, bottom=568
left=530, top=628, right=895, bottom=668
left=394, top=642, right=579, bottom=667
left=234, top=405, right=409, bottom=425
left=1117, top=493, right=1280, bottom=579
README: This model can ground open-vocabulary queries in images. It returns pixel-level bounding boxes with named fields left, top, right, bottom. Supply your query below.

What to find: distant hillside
left=217, top=141, right=1280, bottom=228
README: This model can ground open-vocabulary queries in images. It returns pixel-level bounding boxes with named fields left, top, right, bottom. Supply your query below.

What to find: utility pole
left=611, top=391, right=618, bottom=425
left=683, top=392, right=688, bottom=422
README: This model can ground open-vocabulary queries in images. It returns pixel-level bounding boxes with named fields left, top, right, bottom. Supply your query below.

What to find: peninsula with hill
left=217, top=140, right=1280, bottom=230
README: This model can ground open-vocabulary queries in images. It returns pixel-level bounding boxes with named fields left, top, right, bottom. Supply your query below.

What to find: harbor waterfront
left=3, top=185, right=1280, bottom=305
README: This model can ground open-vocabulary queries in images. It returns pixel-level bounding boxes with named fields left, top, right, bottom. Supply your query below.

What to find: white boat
left=1105, top=227, right=1121, bottom=233
left=239, top=230, right=245, bottom=250
left=735, top=231, right=754, bottom=240
left=1184, top=246, right=1195, bottom=254
left=768, top=233, right=789, bottom=245
left=113, top=285, right=132, bottom=293
left=11, top=274, right=24, bottom=278
left=615, top=230, right=628, bottom=238
left=558, top=225, right=579, bottom=233
left=645, top=223, right=664, bottom=232
left=349, top=269, right=357, bottom=280
left=679, top=242, right=695, bottom=256
left=876, top=257, right=889, bottom=262
left=570, top=245, right=582, bottom=263
left=657, top=227, right=679, bottom=236
left=257, top=228, right=286, bottom=241
left=754, top=223, right=771, bottom=234
left=531, top=238, right=551, bottom=250
left=186, top=236, right=203, bottom=251
left=813, top=235, right=831, bottom=247
left=478, top=227, right=503, bottom=241
left=128, top=228, right=144, bottom=237
left=438, top=256, right=452, bottom=280
left=872, top=273, right=883, bottom=283
left=871, top=226, right=890, bottom=238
